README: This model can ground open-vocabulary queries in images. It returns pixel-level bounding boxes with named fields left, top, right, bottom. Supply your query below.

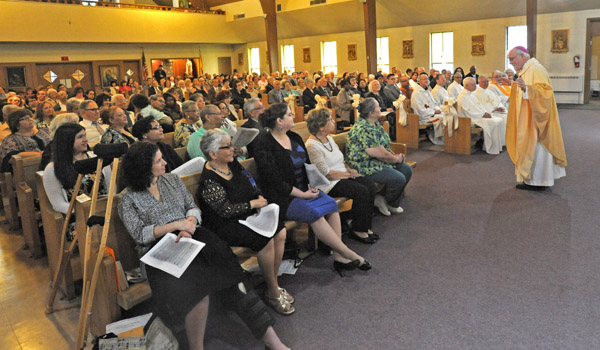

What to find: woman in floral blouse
left=346, top=97, right=412, bottom=216
left=0, top=109, right=50, bottom=172
left=100, top=106, right=137, bottom=146
left=173, top=101, right=201, bottom=148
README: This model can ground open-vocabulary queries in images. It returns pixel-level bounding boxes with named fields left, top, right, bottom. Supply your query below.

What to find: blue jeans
left=365, top=162, right=412, bottom=207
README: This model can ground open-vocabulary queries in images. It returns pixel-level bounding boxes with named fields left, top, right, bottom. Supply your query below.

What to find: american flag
left=142, top=49, right=148, bottom=80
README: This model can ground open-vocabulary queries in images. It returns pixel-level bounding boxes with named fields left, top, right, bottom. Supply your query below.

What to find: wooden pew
left=294, top=105, right=305, bottom=123
left=35, top=172, right=81, bottom=300
left=395, top=99, right=432, bottom=149
left=13, top=155, right=44, bottom=258
left=0, top=170, right=19, bottom=230
left=162, top=132, right=175, bottom=147
left=443, top=117, right=483, bottom=155
left=261, top=94, right=269, bottom=109
left=291, top=121, right=310, bottom=142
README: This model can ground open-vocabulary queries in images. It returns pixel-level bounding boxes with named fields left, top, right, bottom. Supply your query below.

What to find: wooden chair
left=13, top=155, right=44, bottom=258
left=395, top=100, right=432, bottom=149
left=162, top=132, right=175, bottom=147
left=36, top=172, right=82, bottom=299
left=443, top=116, right=483, bottom=155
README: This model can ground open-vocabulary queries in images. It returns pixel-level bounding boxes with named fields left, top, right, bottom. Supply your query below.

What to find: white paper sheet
left=172, top=157, right=205, bottom=177
left=140, top=233, right=205, bottom=278
left=304, top=163, right=330, bottom=188
left=232, top=127, right=259, bottom=149
left=238, top=203, right=279, bottom=238
left=106, top=313, right=153, bottom=335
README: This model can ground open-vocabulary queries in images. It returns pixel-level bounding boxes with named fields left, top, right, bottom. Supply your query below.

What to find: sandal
left=279, top=287, right=294, bottom=304
left=266, top=294, right=295, bottom=315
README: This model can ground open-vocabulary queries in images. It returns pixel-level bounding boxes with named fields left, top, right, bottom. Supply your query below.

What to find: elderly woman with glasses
left=346, top=98, right=412, bottom=216
left=305, top=108, right=378, bottom=244
left=173, top=100, right=202, bottom=148
left=197, top=129, right=293, bottom=315
left=132, top=116, right=183, bottom=173
left=0, top=109, right=51, bottom=172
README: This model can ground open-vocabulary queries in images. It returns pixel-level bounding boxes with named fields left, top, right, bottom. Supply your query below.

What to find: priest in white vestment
left=488, top=70, right=510, bottom=109
left=412, top=74, right=442, bottom=124
left=431, top=74, right=449, bottom=107
left=412, top=73, right=444, bottom=145
left=447, top=73, right=464, bottom=100
left=474, top=75, right=507, bottom=146
left=503, top=46, right=566, bottom=190
left=457, top=77, right=504, bottom=155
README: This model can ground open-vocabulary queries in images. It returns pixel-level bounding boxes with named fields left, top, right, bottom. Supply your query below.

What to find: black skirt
left=144, top=227, right=246, bottom=326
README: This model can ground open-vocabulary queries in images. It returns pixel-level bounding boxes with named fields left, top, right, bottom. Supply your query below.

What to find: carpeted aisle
left=205, top=108, right=600, bottom=350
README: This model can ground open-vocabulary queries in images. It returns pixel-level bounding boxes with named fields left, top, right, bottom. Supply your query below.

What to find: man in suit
left=268, top=79, right=284, bottom=105
left=241, top=98, right=266, bottom=158
left=383, top=73, right=402, bottom=103
left=154, top=65, right=167, bottom=83
left=465, top=65, right=479, bottom=84
left=315, top=77, right=331, bottom=98
left=148, top=80, right=162, bottom=96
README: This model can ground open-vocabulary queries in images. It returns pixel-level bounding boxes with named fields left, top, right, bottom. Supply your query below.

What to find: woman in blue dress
left=253, top=103, right=371, bottom=276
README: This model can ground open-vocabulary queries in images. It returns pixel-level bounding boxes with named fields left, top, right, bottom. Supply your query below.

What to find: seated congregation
left=0, top=62, right=519, bottom=348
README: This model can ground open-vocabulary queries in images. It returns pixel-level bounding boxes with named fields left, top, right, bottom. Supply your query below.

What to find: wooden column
left=260, top=0, right=279, bottom=73
left=363, top=0, right=377, bottom=75
left=527, top=0, right=537, bottom=57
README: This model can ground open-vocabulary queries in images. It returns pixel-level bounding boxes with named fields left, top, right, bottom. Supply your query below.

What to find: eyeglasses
left=218, top=144, right=234, bottom=150
left=85, top=108, right=99, bottom=112
left=150, top=125, right=163, bottom=130
left=508, top=56, right=517, bottom=62
left=18, top=116, right=32, bottom=121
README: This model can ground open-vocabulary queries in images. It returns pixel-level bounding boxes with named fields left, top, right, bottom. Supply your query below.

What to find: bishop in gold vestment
left=505, top=47, right=566, bottom=190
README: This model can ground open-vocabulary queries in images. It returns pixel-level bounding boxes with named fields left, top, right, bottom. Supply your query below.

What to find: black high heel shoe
left=347, top=231, right=376, bottom=244
left=333, top=260, right=359, bottom=277
left=356, top=259, right=372, bottom=271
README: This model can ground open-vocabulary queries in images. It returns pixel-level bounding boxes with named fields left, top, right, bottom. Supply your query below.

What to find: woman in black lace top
left=197, top=129, right=294, bottom=316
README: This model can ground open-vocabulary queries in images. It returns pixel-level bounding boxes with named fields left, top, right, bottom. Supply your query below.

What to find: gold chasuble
left=506, top=58, right=567, bottom=181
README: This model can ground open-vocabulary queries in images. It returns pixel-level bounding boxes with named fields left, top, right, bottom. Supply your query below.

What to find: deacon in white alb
left=447, top=72, right=464, bottom=100
left=474, top=75, right=507, bottom=145
left=457, top=77, right=504, bottom=155
left=431, top=74, right=449, bottom=107
left=411, top=73, right=441, bottom=124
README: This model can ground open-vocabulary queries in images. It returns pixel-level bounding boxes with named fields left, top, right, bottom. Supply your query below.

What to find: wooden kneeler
left=45, top=171, right=85, bottom=314
left=75, top=143, right=128, bottom=349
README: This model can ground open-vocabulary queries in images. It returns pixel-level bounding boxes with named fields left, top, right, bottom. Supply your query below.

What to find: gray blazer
left=336, top=89, right=355, bottom=123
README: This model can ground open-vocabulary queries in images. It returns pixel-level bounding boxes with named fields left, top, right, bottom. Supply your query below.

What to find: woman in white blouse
left=305, top=108, right=378, bottom=244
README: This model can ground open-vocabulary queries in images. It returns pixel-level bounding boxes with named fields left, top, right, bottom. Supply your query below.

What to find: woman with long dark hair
left=43, top=123, right=109, bottom=215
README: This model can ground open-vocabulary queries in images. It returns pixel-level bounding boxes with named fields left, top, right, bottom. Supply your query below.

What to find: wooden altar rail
left=23, top=0, right=226, bottom=15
